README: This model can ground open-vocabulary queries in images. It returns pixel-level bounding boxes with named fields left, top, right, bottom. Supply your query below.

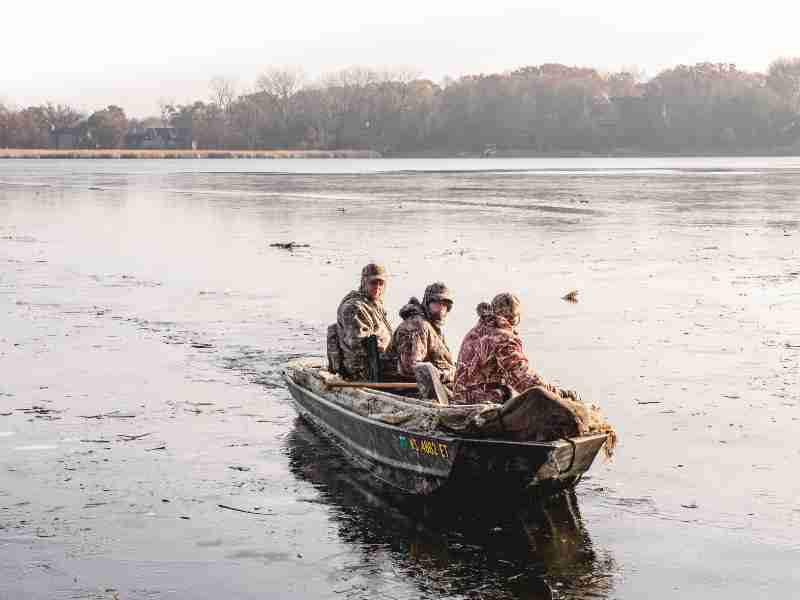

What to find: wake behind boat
left=283, top=360, right=613, bottom=497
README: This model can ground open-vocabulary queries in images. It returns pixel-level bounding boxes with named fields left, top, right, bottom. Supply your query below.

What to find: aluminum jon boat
left=283, top=361, right=611, bottom=497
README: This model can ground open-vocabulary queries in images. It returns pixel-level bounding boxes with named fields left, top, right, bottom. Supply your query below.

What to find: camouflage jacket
left=336, top=290, right=393, bottom=380
left=452, top=312, right=555, bottom=405
left=392, top=297, right=455, bottom=383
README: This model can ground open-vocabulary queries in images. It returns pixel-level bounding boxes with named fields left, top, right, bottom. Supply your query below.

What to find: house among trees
left=125, top=127, right=192, bottom=149
left=49, top=118, right=88, bottom=149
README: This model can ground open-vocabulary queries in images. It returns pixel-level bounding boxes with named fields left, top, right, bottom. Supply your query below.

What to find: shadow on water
left=286, top=418, right=616, bottom=600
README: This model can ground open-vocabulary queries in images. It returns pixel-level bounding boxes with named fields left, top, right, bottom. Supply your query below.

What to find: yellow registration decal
left=399, top=435, right=449, bottom=459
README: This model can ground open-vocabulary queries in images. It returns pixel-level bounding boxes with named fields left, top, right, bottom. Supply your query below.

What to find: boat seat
left=413, top=363, right=449, bottom=405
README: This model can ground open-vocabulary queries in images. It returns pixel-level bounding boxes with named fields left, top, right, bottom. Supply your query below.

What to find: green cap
left=361, top=263, right=388, bottom=281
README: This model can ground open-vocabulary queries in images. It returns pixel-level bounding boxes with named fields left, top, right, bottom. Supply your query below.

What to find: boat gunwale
left=283, top=371, right=608, bottom=450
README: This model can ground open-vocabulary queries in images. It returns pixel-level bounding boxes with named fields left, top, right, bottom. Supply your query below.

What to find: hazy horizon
left=3, top=0, right=799, bottom=117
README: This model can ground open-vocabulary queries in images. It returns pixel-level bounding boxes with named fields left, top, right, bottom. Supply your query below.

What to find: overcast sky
left=2, top=0, right=798, bottom=116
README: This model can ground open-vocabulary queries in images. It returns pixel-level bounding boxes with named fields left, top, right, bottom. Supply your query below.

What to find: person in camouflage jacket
left=335, top=263, right=394, bottom=380
left=392, top=282, right=456, bottom=384
left=452, top=292, right=579, bottom=405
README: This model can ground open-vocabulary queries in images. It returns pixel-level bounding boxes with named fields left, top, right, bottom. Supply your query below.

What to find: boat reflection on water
left=286, top=418, right=617, bottom=600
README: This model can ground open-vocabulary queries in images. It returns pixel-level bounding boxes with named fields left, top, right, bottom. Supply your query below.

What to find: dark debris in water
left=117, top=432, right=152, bottom=442
left=17, top=406, right=64, bottom=419
left=218, top=504, right=272, bottom=516
left=79, top=410, right=137, bottom=420
left=1, top=234, right=38, bottom=243
left=562, top=290, right=579, bottom=303
left=270, top=241, right=310, bottom=250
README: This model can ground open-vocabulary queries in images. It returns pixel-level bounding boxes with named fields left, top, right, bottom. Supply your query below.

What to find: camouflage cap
left=361, top=263, right=388, bottom=282
left=423, top=282, right=454, bottom=307
left=491, top=292, right=521, bottom=319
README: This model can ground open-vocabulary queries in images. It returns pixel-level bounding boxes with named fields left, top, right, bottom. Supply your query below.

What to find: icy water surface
left=0, top=157, right=798, bottom=599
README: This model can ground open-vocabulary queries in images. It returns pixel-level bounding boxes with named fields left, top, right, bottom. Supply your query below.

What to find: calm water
left=1, top=157, right=798, bottom=599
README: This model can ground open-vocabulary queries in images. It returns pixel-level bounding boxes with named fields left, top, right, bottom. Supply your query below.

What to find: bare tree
left=157, top=98, right=176, bottom=128
left=257, top=68, right=305, bottom=119
left=375, top=67, right=421, bottom=84
left=210, top=76, right=237, bottom=114
left=42, top=103, right=84, bottom=130
left=230, top=90, right=267, bottom=149
left=322, top=66, right=378, bottom=89
left=254, top=67, right=306, bottom=146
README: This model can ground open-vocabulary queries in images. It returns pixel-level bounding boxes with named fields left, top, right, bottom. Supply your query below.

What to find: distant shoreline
left=0, top=149, right=381, bottom=159
left=395, top=147, right=800, bottom=159
left=1, top=148, right=798, bottom=159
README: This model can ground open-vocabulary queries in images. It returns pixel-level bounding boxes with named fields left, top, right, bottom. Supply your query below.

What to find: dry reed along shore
left=0, top=149, right=380, bottom=159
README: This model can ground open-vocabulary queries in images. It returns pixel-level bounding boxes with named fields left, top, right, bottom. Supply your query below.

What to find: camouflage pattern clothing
left=453, top=295, right=561, bottom=405
left=392, top=297, right=455, bottom=383
left=335, top=269, right=394, bottom=381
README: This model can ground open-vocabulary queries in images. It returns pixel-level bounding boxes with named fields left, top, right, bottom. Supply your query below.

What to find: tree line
left=2, top=59, right=800, bottom=154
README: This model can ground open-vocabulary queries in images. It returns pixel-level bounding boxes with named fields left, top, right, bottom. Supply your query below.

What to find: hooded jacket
left=335, top=275, right=393, bottom=380
left=392, top=297, right=455, bottom=383
left=452, top=304, right=550, bottom=405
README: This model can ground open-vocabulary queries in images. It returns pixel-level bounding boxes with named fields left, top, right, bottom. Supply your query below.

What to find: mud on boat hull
left=284, top=374, right=607, bottom=496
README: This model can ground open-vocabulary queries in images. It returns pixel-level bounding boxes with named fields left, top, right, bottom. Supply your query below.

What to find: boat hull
left=284, top=374, right=607, bottom=496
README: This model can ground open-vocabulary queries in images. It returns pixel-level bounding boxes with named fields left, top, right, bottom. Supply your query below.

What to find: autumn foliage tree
left=767, top=58, right=800, bottom=113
